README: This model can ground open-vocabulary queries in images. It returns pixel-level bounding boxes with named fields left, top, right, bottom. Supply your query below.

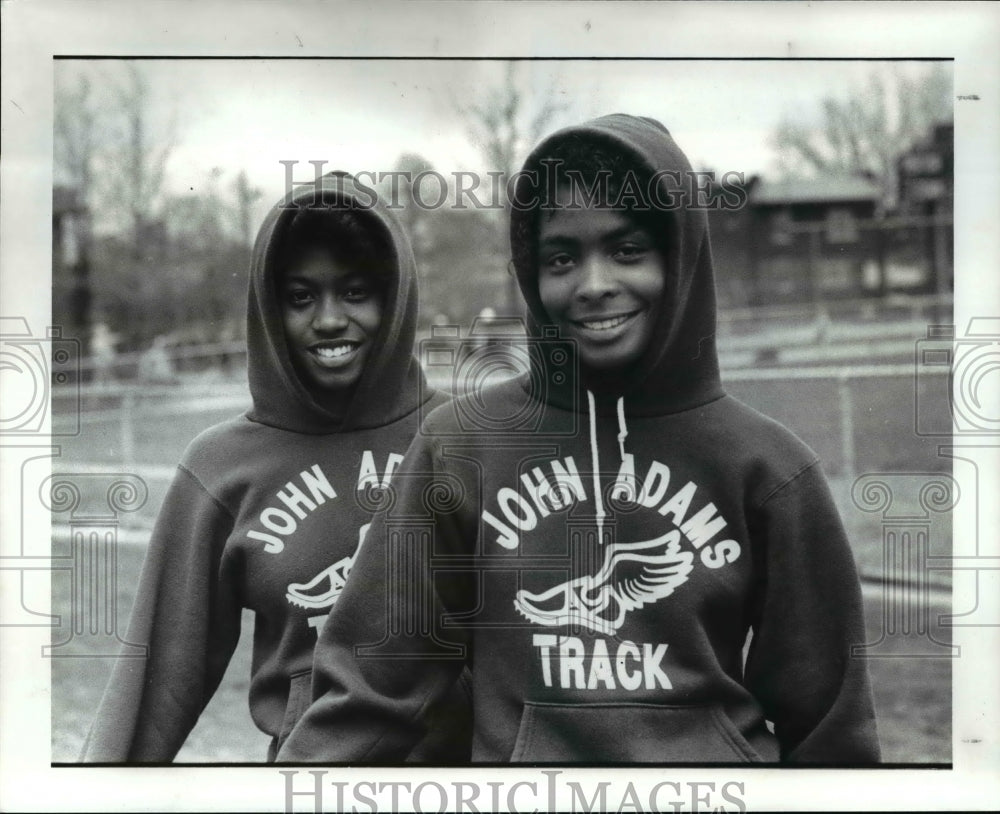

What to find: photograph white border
left=2, top=1, right=998, bottom=811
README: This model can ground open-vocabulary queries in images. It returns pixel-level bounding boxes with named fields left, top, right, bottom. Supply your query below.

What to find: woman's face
left=280, top=247, right=384, bottom=399
left=537, top=205, right=665, bottom=372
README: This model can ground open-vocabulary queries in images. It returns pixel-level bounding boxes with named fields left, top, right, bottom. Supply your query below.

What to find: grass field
left=49, top=366, right=954, bottom=764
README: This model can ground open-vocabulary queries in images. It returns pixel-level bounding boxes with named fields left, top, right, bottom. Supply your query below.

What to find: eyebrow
left=539, top=223, right=651, bottom=248
left=281, top=270, right=372, bottom=284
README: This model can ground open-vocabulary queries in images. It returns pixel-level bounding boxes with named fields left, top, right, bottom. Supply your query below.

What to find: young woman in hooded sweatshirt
left=81, top=173, right=470, bottom=763
left=278, top=116, right=881, bottom=765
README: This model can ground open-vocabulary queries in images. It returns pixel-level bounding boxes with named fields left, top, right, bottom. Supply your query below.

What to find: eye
left=611, top=242, right=648, bottom=263
left=341, top=280, right=375, bottom=302
left=542, top=252, right=575, bottom=275
left=285, top=287, right=314, bottom=307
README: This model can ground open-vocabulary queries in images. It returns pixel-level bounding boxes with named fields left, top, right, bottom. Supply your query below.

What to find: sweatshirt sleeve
left=79, top=464, right=243, bottom=762
left=277, top=433, right=472, bottom=762
left=743, top=461, right=881, bottom=764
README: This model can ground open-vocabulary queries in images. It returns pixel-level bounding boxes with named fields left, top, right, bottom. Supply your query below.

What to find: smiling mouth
left=574, top=311, right=640, bottom=332
left=309, top=342, right=360, bottom=365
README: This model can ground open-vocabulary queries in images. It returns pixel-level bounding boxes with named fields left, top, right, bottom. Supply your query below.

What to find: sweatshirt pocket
left=275, top=670, right=314, bottom=754
left=510, top=701, right=765, bottom=763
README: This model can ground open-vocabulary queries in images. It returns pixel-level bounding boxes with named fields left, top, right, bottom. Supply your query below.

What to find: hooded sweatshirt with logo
left=278, top=117, right=881, bottom=764
left=81, top=173, right=470, bottom=763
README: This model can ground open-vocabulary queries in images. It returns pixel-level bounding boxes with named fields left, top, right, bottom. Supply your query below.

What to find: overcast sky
left=56, top=58, right=949, bottom=226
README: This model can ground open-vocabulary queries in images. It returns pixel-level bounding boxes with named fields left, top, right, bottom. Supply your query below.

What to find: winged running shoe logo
left=514, top=530, right=693, bottom=636
left=286, top=523, right=371, bottom=610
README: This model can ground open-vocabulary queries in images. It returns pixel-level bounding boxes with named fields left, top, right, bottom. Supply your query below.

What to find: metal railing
left=51, top=358, right=951, bottom=504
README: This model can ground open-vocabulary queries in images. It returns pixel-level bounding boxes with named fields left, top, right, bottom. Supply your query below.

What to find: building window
left=817, top=258, right=855, bottom=294
left=826, top=208, right=858, bottom=244
left=902, top=152, right=943, bottom=175
left=770, top=210, right=794, bottom=246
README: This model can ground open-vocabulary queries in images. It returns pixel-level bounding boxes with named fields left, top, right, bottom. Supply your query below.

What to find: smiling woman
left=278, top=209, right=391, bottom=414
left=278, top=115, right=882, bottom=766
left=78, top=172, right=472, bottom=764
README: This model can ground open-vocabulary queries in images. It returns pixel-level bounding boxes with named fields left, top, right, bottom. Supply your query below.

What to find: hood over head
left=510, top=114, right=724, bottom=417
left=246, top=172, right=427, bottom=433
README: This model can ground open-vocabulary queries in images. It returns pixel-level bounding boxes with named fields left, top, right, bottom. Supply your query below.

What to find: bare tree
left=54, top=72, right=98, bottom=206
left=232, top=169, right=263, bottom=249
left=459, top=62, right=567, bottom=180
left=772, top=64, right=952, bottom=208
left=54, top=62, right=177, bottom=351
left=92, top=63, right=178, bottom=345
left=454, top=63, right=569, bottom=313
left=53, top=71, right=102, bottom=354
left=107, top=63, right=176, bottom=250
left=55, top=63, right=254, bottom=351
left=382, top=152, right=436, bottom=263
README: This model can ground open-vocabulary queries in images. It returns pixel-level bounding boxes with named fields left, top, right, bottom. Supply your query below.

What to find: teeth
left=582, top=315, right=630, bottom=331
left=314, top=345, right=354, bottom=359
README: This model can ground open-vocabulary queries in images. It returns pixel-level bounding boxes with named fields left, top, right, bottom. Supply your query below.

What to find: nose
left=576, top=255, right=619, bottom=302
left=312, top=294, right=349, bottom=332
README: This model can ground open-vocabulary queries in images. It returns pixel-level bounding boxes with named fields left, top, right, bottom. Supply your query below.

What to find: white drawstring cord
left=616, top=396, right=628, bottom=462
left=589, top=392, right=632, bottom=544
left=587, top=390, right=605, bottom=544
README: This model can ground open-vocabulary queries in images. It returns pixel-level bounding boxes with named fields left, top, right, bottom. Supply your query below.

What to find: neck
left=312, top=386, right=355, bottom=421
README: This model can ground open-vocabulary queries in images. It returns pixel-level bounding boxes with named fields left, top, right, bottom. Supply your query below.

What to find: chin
left=580, top=345, right=645, bottom=372
left=583, top=357, right=635, bottom=373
